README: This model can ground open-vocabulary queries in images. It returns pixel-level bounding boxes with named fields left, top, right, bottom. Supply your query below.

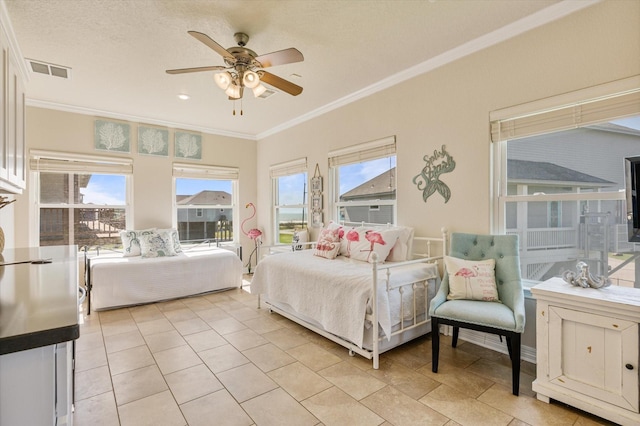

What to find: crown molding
left=19, top=0, right=600, bottom=142
left=26, top=98, right=257, bottom=141
left=256, top=0, right=601, bottom=140
left=0, top=0, right=30, bottom=81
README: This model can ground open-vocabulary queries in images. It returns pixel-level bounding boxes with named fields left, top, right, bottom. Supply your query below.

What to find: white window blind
left=328, top=136, right=396, bottom=167
left=173, top=163, right=239, bottom=180
left=30, top=150, right=133, bottom=174
left=269, top=157, right=307, bottom=178
left=491, top=89, right=640, bottom=142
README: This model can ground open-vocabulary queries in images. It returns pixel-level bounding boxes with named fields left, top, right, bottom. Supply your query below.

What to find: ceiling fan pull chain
left=232, top=99, right=236, bottom=116
left=241, top=98, right=243, bottom=116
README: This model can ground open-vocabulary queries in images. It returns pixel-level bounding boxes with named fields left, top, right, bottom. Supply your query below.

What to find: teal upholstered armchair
left=429, top=233, right=525, bottom=395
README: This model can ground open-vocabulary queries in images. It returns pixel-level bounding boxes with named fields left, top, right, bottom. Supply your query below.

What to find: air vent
left=258, top=89, right=276, bottom=99
left=27, top=59, right=71, bottom=79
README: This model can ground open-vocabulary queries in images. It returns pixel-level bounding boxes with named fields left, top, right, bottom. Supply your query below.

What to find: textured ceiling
left=3, top=0, right=593, bottom=140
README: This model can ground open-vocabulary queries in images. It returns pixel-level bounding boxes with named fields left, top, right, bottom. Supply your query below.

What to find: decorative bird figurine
left=241, top=202, right=262, bottom=274
left=241, top=203, right=262, bottom=240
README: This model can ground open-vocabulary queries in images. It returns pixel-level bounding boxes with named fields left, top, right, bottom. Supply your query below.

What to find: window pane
left=505, top=118, right=640, bottom=287
left=338, top=157, right=396, bottom=200
left=278, top=173, right=307, bottom=205
left=40, top=172, right=69, bottom=203
left=39, top=172, right=128, bottom=248
left=176, top=178, right=233, bottom=242
left=81, top=174, right=126, bottom=205
left=276, top=207, right=307, bottom=243
left=336, top=156, right=396, bottom=225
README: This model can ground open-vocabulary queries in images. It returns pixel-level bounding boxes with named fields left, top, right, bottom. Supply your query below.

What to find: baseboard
left=442, top=326, right=536, bottom=364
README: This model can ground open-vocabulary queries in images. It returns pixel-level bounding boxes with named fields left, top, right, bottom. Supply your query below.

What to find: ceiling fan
left=166, top=31, right=303, bottom=100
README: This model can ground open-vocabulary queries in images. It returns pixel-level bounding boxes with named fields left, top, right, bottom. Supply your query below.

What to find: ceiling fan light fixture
left=225, top=83, right=241, bottom=99
left=243, top=71, right=260, bottom=89
left=252, top=84, right=267, bottom=98
left=214, top=71, right=232, bottom=90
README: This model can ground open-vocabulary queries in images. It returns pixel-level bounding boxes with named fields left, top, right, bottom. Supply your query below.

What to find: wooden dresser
left=531, top=277, right=640, bottom=426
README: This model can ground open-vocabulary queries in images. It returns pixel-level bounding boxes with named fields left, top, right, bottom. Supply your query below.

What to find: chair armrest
left=511, top=284, right=526, bottom=333
left=429, top=274, right=450, bottom=316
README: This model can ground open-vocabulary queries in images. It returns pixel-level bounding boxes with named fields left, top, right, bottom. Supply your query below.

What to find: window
left=492, top=79, right=640, bottom=287
left=173, top=163, right=239, bottom=244
left=31, top=151, right=132, bottom=249
left=329, top=136, right=396, bottom=225
left=270, top=158, right=307, bottom=244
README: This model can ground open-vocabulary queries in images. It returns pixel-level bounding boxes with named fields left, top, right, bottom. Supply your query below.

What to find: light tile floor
left=73, top=279, right=616, bottom=426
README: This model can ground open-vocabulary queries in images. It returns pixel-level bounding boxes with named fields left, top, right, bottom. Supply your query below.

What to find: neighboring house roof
left=341, top=168, right=396, bottom=200
left=177, top=190, right=231, bottom=205
left=508, top=159, right=613, bottom=187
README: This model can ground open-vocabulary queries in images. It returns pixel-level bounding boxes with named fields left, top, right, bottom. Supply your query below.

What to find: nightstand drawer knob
left=626, top=364, right=634, bottom=370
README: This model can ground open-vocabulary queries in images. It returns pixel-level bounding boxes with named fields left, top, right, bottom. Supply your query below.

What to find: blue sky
left=80, top=155, right=396, bottom=206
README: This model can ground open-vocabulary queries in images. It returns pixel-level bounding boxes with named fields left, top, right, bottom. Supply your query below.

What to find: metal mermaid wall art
left=413, top=144, right=456, bottom=203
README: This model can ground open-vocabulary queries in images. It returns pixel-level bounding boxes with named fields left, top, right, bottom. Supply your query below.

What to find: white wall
left=13, top=107, right=257, bottom=253
left=254, top=1, right=640, bottom=354
left=255, top=0, right=640, bottom=244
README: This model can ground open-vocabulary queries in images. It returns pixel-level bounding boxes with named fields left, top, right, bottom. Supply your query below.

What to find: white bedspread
left=251, top=250, right=438, bottom=347
left=90, top=247, right=242, bottom=310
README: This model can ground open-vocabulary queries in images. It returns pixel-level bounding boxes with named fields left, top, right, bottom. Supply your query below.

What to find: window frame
left=172, top=163, right=239, bottom=244
left=29, top=150, right=133, bottom=247
left=270, top=158, right=308, bottom=245
left=328, top=136, right=397, bottom=226
left=491, top=77, right=640, bottom=235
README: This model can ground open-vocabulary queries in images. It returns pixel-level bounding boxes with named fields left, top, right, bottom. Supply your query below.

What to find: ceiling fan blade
left=188, top=31, right=236, bottom=62
left=255, top=48, right=304, bottom=68
left=166, top=66, right=226, bottom=74
left=259, top=71, right=303, bottom=96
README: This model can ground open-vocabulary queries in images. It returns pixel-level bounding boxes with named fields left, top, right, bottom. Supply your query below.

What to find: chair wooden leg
left=452, top=326, right=459, bottom=348
left=431, top=317, right=440, bottom=373
left=506, top=335, right=513, bottom=360
left=511, top=333, right=521, bottom=396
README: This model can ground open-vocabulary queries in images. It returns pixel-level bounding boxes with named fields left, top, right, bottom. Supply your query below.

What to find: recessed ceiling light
left=177, top=94, right=190, bottom=100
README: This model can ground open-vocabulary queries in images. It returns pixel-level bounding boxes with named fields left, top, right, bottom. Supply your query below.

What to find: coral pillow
left=314, top=227, right=341, bottom=259
left=445, top=256, right=500, bottom=302
left=342, top=228, right=400, bottom=264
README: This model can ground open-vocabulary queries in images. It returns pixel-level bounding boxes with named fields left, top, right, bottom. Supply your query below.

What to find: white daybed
left=85, top=246, right=243, bottom=313
left=251, top=227, right=447, bottom=369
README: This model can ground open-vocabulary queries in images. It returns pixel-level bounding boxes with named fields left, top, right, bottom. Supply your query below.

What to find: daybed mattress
left=90, top=247, right=242, bottom=310
left=251, top=250, right=439, bottom=347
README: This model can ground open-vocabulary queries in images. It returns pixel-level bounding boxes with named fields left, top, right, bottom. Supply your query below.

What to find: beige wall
left=256, top=0, right=640, bottom=244
left=13, top=107, right=257, bottom=252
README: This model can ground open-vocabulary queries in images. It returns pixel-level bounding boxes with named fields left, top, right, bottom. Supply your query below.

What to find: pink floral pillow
left=445, top=256, right=500, bottom=302
left=314, top=227, right=341, bottom=259
left=342, top=228, right=400, bottom=263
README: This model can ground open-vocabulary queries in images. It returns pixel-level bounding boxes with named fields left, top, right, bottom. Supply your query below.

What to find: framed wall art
left=310, top=163, right=323, bottom=227
left=174, top=131, right=202, bottom=160
left=94, top=119, right=130, bottom=153
left=138, top=126, right=169, bottom=157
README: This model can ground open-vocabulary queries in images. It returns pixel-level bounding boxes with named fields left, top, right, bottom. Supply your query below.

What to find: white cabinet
left=0, top=342, right=73, bottom=426
left=532, top=277, right=640, bottom=426
left=0, top=13, right=27, bottom=194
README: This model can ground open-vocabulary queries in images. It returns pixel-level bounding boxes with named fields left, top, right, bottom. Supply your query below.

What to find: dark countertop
left=0, top=246, right=80, bottom=355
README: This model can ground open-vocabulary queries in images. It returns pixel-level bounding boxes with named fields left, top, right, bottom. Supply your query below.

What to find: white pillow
left=342, top=227, right=400, bottom=264
left=314, top=227, right=341, bottom=259
left=156, top=228, right=182, bottom=255
left=292, top=229, right=309, bottom=251
left=139, top=231, right=177, bottom=258
left=385, top=226, right=414, bottom=262
left=445, top=256, right=500, bottom=302
left=120, top=228, right=155, bottom=257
